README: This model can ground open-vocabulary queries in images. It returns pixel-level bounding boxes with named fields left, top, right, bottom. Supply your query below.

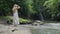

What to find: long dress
left=13, top=10, right=19, bottom=25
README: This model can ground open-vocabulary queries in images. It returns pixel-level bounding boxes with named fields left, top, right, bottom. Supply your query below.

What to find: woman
left=11, top=4, right=20, bottom=32
left=12, top=4, right=20, bottom=26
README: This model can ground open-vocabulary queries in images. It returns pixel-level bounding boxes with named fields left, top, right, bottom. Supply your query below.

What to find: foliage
left=19, top=18, right=31, bottom=24
left=0, top=16, right=31, bottom=24
left=43, top=0, right=60, bottom=20
left=0, top=0, right=60, bottom=21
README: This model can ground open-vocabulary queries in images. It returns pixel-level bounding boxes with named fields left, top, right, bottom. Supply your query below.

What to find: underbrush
left=0, top=16, right=31, bottom=24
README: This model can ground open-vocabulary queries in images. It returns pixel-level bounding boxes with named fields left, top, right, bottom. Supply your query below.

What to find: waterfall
left=39, top=13, right=44, bottom=21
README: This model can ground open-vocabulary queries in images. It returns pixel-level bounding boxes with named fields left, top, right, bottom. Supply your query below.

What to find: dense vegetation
left=0, top=0, right=60, bottom=21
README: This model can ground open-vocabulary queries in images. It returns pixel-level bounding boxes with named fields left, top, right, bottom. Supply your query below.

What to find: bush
left=0, top=16, right=31, bottom=24
left=19, top=18, right=31, bottom=24
left=0, top=16, right=13, bottom=24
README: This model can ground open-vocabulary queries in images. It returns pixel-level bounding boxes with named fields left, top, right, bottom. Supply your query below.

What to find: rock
left=0, top=25, right=32, bottom=34
left=32, top=20, right=44, bottom=26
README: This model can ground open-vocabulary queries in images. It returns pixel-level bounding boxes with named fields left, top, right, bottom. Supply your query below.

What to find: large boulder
left=32, top=20, right=44, bottom=26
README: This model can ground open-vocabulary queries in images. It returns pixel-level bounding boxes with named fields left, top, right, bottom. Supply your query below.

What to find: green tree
left=44, top=0, right=60, bottom=20
left=33, top=0, right=46, bottom=20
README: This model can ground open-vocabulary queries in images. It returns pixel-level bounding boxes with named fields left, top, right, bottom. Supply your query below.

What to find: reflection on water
left=47, top=32, right=51, bottom=34
left=31, top=29, right=60, bottom=34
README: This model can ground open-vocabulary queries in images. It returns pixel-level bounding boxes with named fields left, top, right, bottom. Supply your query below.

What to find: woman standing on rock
left=12, top=4, right=20, bottom=26
left=11, top=4, right=20, bottom=32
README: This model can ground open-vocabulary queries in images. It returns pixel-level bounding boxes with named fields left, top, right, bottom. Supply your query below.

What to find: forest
left=0, top=0, right=60, bottom=21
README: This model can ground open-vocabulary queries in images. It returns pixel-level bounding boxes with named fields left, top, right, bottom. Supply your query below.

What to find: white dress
left=13, top=10, right=19, bottom=25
